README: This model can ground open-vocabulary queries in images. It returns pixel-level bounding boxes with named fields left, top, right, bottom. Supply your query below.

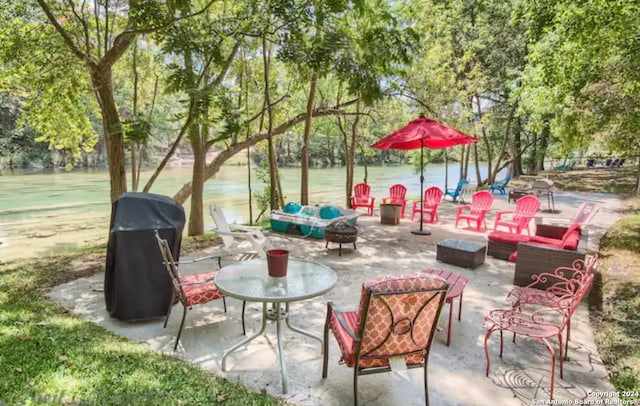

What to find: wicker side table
left=436, top=239, right=486, bottom=269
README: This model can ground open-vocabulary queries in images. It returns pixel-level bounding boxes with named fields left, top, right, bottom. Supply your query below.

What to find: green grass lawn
left=0, top=236, right=281, bottom=406
left=594, top=196, right=640, bottom=393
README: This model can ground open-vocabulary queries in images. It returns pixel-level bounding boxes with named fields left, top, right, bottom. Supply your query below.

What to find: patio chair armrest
left=327, top=302, right=359, bottom=342
left=212, top=228, right=264, bottom=240
left=229, top=224, right=265, bottom=233
left=177, top=278, right=216, bottom=287
left=495, top=210, right=513, bottom=222
left=177, top=255, right=223, bottom=264
left=456, top=205, right=471, bottom=215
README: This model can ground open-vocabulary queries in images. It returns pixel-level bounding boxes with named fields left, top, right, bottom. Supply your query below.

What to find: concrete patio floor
left=48, top=191, right=624, bottom=405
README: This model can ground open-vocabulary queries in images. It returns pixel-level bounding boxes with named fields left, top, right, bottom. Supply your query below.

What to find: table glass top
left=438, top=238, right=486, bottom=252
left=214, top=259, right=337, bottom=302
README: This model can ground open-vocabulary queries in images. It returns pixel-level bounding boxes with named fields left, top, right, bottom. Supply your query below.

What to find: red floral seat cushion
left=329, top=273, right=448, bottom=369
left=175, top=270, right=224, bottom=306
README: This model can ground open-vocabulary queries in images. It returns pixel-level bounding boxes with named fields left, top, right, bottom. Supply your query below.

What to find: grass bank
left=541, top=167, right=640, bottom=393
left=594, top=196, right=640, bottom=392
left=0, top=235, right=280, bottom=406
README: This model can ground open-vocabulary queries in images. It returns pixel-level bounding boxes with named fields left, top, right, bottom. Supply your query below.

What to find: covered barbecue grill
left=104, top=192, right=185, bottom=321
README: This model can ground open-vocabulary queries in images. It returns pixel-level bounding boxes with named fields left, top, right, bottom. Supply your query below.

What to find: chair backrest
left=492, top=175, right=511, bottom=188
left=209, top=203, right=235, bottom=249
left=513, top=195, right=541, bottom=221
left=154, top=230, right=185, bottom=300
left=570, top=202, right=599, bottom=226
left=453, top=179, right=470, bottom=195
left=424, top=186, right=443, bottom=206
left=470, top=190, right=494, bottom=214
left=388, top=184, right=407, bottom=200
left=354, top=273, right=448, bottom=368
left=523, top=256, right=597, bottom=321
left=459, top=183, right=476, bottom=204
left=353, top=183, right=371, bottom=201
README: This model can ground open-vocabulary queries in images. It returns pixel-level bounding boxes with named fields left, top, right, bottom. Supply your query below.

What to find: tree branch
left=36, top=0, right=94, bottom=66
left=173, top=100, right=362, bottom=204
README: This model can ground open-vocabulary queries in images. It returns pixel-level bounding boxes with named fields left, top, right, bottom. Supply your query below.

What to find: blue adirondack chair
left=444, top=179, right=470, bottom=202
left=489, top=175, right=511, bottom=195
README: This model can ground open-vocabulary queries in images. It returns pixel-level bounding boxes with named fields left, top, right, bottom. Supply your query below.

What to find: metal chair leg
left=174, top=304, right=188, bottom=350
left=322, top=303, right=331, bottom=378
left=164, top=292, right=175, bottom=328
left=242, top=300, right=246, bottom=335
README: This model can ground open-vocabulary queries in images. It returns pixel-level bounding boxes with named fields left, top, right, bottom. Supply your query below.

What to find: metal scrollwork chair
left=155, top=231, right=245, bottom=350
left=322, top=273, right=449, bottom=405
left=483, top=257, right=596, bottom=401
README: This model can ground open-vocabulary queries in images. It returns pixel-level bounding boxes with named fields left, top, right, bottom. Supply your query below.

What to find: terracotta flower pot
left=266, top=249, right=289, bottom=278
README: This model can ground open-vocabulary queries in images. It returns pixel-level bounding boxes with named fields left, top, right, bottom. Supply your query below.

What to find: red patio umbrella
left=371, top=115, right=479, bottom=235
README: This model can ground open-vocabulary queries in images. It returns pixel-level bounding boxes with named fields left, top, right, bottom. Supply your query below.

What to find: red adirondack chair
left=350, top=183, right=375, bottom=216
left=381, top=184, right=408, bottom=218
left=455, top=190, right=494, bottom=231
left=411, top=186, right=444, bottom=223
left=493, top=195, right=541, bottom=236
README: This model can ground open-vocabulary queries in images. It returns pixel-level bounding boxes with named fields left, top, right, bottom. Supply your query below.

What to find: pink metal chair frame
left=493, top=195, right=541, bottom=236
left=382, top=184, right=408, bottom=218
left=411, top=187, right=444, bottom=223
left=483, top=257, right=596, bottom=400
left=455, top=190, right=494, bottom=231
left=350, top=183, right=375, bottom=216
left=322, top=273, right=449, bottom=406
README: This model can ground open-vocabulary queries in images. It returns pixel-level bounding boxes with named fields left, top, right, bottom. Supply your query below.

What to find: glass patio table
left=215, top=258, right=337, bottom=394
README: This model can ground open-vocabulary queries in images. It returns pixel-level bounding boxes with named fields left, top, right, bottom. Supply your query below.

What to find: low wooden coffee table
left=422, top=269, right=468, bottom=346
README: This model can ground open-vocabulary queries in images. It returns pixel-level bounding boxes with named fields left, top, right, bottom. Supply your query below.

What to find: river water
left=0, top=163, right=497, bottom=262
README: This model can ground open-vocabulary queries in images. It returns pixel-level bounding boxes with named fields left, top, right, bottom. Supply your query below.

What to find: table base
left=221, top=302, right=322, bottom=394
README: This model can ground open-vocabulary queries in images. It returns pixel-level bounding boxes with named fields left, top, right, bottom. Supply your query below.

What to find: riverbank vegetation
left=1, top=1, right=638, bottom=234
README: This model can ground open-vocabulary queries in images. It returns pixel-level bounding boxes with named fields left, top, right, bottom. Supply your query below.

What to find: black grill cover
left=104, top=192, right=185, bottom=321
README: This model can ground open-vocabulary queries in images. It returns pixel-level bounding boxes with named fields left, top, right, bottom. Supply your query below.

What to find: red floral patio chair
left=350, top=183, right=376, bottom=216
left=322, top=273, right=449, bottom=406
left=493, top=195, right=541, bottom=236
left=483, top=257, right=596, bottom=401
left=454, top=190, right=494, bottom=231
left=155, top=231, right=245, bottom=350
left=411, top=186, right=444, bottom=223
left=382, top=183, right=408, bottom=218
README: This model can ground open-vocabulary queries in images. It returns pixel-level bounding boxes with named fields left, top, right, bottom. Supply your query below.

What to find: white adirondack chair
left=208, top=203, right=274, bottom=259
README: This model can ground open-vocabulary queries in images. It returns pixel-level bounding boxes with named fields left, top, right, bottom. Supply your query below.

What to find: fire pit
left=324, top=220, right=358, bottom=256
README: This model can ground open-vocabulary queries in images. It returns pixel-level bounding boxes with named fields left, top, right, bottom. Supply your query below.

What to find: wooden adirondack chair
left=381, top=184, right=408, bottom=218
left=489, top=175, right=512, bottom=195
left=411, top=186, right=444, bottom=223
left=455, top=191, right=494, bottom=231
left=350, top=183, right=375, bottom=216
left=322, top=273, right=448, bottom=405
left=493, top=195, right=541, bottom=236
left=444, top=179, right=470, bottom=202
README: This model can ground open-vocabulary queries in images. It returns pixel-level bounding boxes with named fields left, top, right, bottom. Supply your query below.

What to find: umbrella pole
left=412, top=140, right=431, bottom=235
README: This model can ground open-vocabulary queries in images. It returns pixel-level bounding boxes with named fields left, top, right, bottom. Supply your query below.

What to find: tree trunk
left=301, top=73, right=318, bottom=205
left=473, top=143, right=482, bottom=185
left=536, top=119, right=550, bottom=172
left=188, top=126, right=205, bottom=236
left=263, top=35, right=279, bottom=211
left=91, top=68, right=126, bottom=202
